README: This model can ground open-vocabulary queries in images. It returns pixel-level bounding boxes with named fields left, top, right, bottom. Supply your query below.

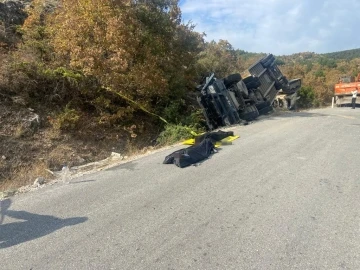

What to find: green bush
left=314, top=69, right=325, bottom=77
left=318, top=57, right=337, bottom=68
left=51, top=106, right=81, bottom=130
left=297, top=86, right=316, bottom=108
left=275, top=58, right=285, bottom=66
left=156, top=124, right=199, bottom=146
left=162, top=101, right=184, bottom=124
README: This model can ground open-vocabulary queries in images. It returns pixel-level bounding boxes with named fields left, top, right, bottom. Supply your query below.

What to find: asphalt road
left=1, top=108, right=360, bottom=270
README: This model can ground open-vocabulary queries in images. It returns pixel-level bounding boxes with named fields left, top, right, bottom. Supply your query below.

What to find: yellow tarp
left=182, top=135, right=240, bottom=147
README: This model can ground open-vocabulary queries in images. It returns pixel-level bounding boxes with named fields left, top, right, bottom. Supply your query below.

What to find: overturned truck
left=197, top=54, right=301, bottom=130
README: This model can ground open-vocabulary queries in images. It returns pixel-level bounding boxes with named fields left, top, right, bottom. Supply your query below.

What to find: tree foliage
left=318, top=57, right=337, bottom=68
left=46, top=0, right=203, bottom=124
left=197, top=40, right=239, bottom=78
left=297, top=86, right=316, bottom=108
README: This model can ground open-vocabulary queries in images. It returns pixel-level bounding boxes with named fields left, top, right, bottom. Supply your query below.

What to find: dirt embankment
left=0, top=95, right=160, bottom=192
left=0, top=0, right=164, bottom=193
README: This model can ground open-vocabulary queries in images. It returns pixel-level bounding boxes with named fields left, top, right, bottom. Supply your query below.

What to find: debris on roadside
left=0, top=189, right=16, bottom=199
left=33, top=177, right=46, bottom=187
left=163, top=130, right=239, bottom=168
left=163, top=138, right=216, bottom=168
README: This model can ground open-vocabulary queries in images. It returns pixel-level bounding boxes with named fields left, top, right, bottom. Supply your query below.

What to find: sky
left=179, top=0, right=360, bottom=55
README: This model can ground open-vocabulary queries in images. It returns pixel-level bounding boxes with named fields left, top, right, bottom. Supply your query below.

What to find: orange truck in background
left=334, top=73, right=360, bottom=106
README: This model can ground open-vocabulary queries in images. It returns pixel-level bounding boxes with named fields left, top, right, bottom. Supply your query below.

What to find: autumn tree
left=197, top=40, right=239, bottom=78
left=48, top=0, right=203, bottom=124
left=20, top=0, right=52, bottom=61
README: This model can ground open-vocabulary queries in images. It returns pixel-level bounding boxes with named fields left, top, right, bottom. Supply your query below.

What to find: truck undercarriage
left=197, top=54, right=301, bottom=130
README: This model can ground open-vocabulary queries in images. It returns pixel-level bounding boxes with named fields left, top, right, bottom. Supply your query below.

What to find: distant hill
left=321, top=48, right=360, bottom=61
left=274, top=48, right=360, bottom=64
left=276, top=48, right=360, bottom=61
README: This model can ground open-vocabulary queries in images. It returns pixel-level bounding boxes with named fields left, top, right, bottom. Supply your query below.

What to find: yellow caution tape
left=222, top=135, right=240, bottom=143
left=104, top=86, right=169, bottom=124
left=104, top=86, right=203, bottom=137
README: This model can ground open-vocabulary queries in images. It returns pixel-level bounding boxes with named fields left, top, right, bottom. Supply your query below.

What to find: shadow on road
left=0, top=199, right=87, bottom=249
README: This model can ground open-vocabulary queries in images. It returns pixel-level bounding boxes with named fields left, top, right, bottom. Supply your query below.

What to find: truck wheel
left=272, top=99, right=279, bottom=108
left=256, top=101, right=270, bottom=111
left=280, top=99, right=286, bottom=108
left=223, top=73, right=242, bottom=87
left=258, top=105, right=273, bottom=115
left=262, top=59, right=273, bottom=68
left=261, top=54, right=275, bottom=67
left=245, top=80, right=261, bottom=89
left=243, top=76, right=255, bottom=84
left=240, top=105, right=259, bottom=121
left=223, top=117, right=231, bottom=126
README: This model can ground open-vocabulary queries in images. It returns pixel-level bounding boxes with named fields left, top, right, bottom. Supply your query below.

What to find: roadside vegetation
left=0, top=0, right=360, bottom=191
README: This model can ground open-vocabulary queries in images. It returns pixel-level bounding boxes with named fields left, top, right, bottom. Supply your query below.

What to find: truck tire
left=223, top=73, right=242, bottom=87
left=239, top=105, right=259, bottom=121
left=272, top=99, right=279, bottom=108
left=243, top=76, right=255, bottom=84
left=258, top=105, right=273, bottom=115
left=256, top=101, right=270, bottom=111
left=244, top=76, right=260, bottom=88
left=262, top=59, right=274, bottom=68
left=224, top=117, right=231, bottom=126
left=245, top=80, right=261, bottom=89
left=261, top=54, right=275, bottom=67
left=281, top=99, right=287, bottom=108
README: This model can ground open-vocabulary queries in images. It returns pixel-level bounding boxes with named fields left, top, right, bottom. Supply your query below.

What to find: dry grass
left=0, top=98, right=160, bottom=192
left=0, top=161, right=54, bottom=191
